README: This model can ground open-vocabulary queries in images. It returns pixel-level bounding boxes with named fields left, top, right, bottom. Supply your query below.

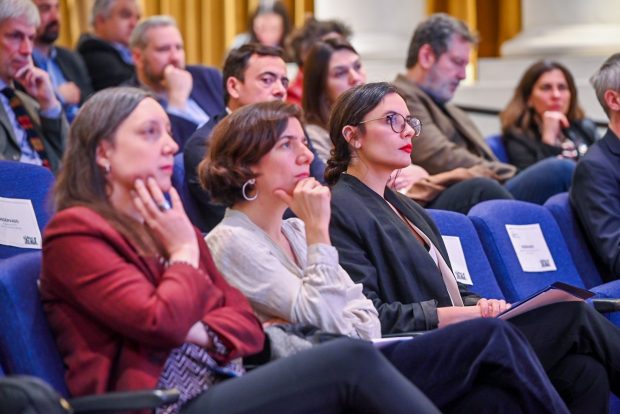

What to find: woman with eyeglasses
left=327, top=82, right=620, bottom=414
left=40, top=86, right=450, bottom=414
left=200, top=100, right=570, bottom=413
left=302, top=39, right=512, bottom=214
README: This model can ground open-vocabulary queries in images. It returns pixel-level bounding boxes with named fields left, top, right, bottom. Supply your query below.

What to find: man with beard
left=31, top=0, right=92, bottom=122
left=393, top=13, right=576, bottom=205
left=126, top=15, right=224, bottom=148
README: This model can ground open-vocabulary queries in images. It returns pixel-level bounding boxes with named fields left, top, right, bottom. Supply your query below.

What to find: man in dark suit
left=127, top=15, right=225, bottom=149
left=32, top=0, right=93, bottom=122
left=571, top=53, right=620, bottom=281
left=394, top=13, right=574, bottom=204
left=77, top=0, right=140, bottom=91
left=0, top=0, right=67, bottom=173
left=183, top=43, right=326, bottom=233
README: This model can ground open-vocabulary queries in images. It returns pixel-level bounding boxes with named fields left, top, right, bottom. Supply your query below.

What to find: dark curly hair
left=198, top=101, right=301, bottom=206
left=325, top=82, right=400, bottom=186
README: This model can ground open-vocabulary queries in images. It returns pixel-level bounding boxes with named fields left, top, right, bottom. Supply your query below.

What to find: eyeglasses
left=357, top=113, right=422, bottom=136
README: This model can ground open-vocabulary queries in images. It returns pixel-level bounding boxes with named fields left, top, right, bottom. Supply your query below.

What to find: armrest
left=591, top=298, right=620, bottom=314
left=69, top=388, right=180, bottom=413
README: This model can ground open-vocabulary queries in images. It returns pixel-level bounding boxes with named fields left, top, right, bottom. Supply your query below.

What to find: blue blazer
left=571, top=129, right=620, bottom=281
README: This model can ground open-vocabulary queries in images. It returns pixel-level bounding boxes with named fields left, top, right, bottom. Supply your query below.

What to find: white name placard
left=441, top=235, right=473, bottom=285
left=0, top=197, right=42, bottom=249
left=505, top=224, right=556, bottom=272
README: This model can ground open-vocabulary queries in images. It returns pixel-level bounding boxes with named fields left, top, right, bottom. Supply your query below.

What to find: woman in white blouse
left=197, top=100, right=569, bottom=414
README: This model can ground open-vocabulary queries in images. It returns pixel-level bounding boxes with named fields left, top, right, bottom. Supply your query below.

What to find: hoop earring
left=242, top=178, right=258, bottom=201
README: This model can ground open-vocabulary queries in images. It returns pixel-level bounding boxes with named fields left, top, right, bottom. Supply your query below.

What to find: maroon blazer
left=40, top=206, right=263, bottom=397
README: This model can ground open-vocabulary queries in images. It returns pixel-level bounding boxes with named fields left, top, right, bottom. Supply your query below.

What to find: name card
left=0, top=197, right=42, bottom=249
left=505, top=224, right=556, bottom=272
left=441, top=235, right=473, bottom=285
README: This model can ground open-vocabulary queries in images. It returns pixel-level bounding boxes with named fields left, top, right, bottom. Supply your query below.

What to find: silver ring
left=158, top=199, right=172, bottom=212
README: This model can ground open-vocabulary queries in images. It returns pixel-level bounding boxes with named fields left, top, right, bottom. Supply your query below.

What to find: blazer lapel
left=0, top=99, right=19, bottom=147
left=443, top=104, right=496, bottom=160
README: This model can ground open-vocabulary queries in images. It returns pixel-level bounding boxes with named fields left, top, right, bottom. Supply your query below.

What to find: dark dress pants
left=426, top=177, right=513, bottom=214
left=380, top=317, right=568, bottom=414
left=181, top=338, right=439, bottom=414
left=510, top=301, right=620, bottom=414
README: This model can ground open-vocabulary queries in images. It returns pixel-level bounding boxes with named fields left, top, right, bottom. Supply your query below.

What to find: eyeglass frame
left=356, top=113, right=422, bottom=136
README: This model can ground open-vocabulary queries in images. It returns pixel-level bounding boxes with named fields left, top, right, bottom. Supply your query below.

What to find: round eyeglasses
left=357, top=113, right=422, bottom=136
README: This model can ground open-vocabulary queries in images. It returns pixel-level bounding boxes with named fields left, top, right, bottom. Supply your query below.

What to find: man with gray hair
left=0, top=0, right=67, bottom=173
left=77, top=0, right=140, bottom=91
left=570, top=53, right=620, bottom=281
left=126, top=15, right=224, bottom=148
left=394, top=13, right=574, bottom=205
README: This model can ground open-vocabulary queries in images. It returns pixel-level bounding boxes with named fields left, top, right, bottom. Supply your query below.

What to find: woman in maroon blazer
left=39, top=86, right=441, bottom=414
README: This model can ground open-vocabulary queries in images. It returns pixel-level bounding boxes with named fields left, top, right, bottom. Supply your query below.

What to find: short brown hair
left=198, top=101, right=301, bottom=206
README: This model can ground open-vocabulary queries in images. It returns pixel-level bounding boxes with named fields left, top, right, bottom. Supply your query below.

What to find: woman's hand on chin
left=274, top=178, right=332, bottom=245
left=132, top=177, right=199, bottom=266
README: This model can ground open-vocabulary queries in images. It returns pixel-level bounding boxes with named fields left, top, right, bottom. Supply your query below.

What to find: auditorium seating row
left=1, top=160, right=619, bottom=412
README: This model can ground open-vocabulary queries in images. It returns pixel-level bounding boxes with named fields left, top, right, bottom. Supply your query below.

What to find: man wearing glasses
left=394, top=13, right=574, bottom=205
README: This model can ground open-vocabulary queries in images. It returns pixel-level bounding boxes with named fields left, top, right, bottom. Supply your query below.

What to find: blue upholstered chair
left=427, top=209, right=505, bottom=300
left=0, top=252, right=68, bottom=395
left=544, top=192, right=612, bottom=285
left=0, top=161, right=55, bottom=260
left=469, top=200, right=620, bottom=319
left=172, top=153, right=208, bottom=232
left=0, top=252, right=179, bottom=412
left=485, top=134, right=510, bottom=163
left=468, top=200, right=618, bottom=301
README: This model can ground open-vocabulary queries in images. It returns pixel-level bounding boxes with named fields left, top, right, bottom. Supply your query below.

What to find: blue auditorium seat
left=469, top=200, right=590, bottom=302
left=485, top=134, right=510, bottom=163
left=0, top=253, right=179, bottom=411
left=0, top=252, right=68, bottom=395
left=469, top=200, right=620, bottom=308
left=427, top=209, right=505, bottom=300
left=0, top=161, right=55, bottom=260
left=544, top=192, right=612, bottom=285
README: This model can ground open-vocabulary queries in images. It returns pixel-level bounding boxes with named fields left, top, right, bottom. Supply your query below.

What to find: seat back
left=0, top=161, right=55, bottom=259
left=544, top=193, right=610, bottom=287
left=428, top=209, right=505, bottom=300
left=0, top=252, right=69, bottom=396
left=469, top=200, right=585, bottom=302
left=172, top=153, right=208, bottom=232
left=485, top=134, right=510, bottom=163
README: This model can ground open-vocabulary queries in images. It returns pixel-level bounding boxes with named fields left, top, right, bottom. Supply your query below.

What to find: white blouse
left=206, top=209, right=381, bottom=340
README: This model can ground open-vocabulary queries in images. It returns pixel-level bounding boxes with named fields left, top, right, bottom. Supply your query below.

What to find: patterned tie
left=1, top=87, right=51, bottom=170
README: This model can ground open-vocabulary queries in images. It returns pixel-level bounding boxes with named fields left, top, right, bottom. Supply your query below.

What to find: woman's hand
left=477, top=298, right=511, bottom=318
left=388, top=164, right=429, bottom=191
left=437, top=306, right=481, bottom=328
left=185, top=321, right=210, bottom=347
left=132, top=177, right=199, bottom=267
left=274, top=178, right=331, bottom=245
left=541, top=111, right=569, bottom=146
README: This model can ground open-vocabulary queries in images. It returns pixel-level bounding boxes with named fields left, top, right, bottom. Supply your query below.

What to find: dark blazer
left=570, top=129, right=620, bottom=281
left=504, top=118, right=599, bottom=171
left=40, top=206, right=263, bottom=397
left=0, top=89, right=67, bottom=173
left=77, top=34, right=134, bottom=91
left=183, top=111, right=327, bottom=233
left=393, top=74, right=516, bottom=182
left=329, top=174, right=481, bottom=334
left=124, top=65, right=225, bottom=148
left=183, top=112, right=228, bottom=233
left=38, top=46, right=94, bottom=104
